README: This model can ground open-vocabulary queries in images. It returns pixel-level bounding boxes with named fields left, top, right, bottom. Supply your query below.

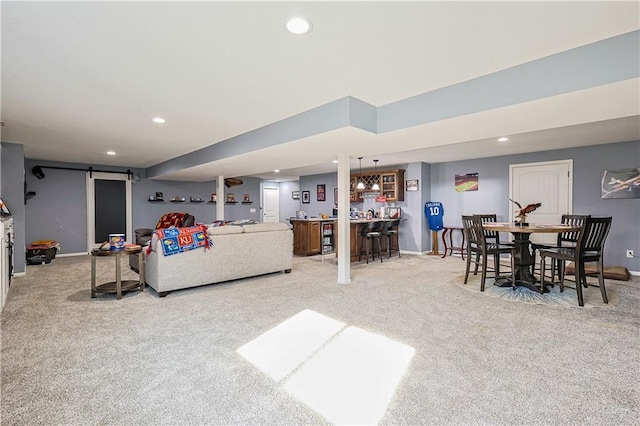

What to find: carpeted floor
left=1, top=253, right=639, bottom=425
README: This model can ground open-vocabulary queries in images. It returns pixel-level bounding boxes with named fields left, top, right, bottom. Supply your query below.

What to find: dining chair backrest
left=462, top=215, right=483, bottom=248
left=581, top=217, right=612, bottom=254
left=558, top=214, right=590, bottom=246
left=474, top=214, right=500, bottom=243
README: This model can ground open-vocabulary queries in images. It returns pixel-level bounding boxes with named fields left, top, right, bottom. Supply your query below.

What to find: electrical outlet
left=627, top=250, right=634, bottom=258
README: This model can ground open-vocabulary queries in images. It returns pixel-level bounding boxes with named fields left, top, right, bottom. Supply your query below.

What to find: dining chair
left=359, top=221, right=384, bottom=264
left=531, top=214, right=590, bottom=281
left=380, top=220, right=401, bottom=259
left=539, top=217, right=611, bottom=306
left=462, top=215, right=516, bottom=291
left=473, top=214, right=503, bottom=246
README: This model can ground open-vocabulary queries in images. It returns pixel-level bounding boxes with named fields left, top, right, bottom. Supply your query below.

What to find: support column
left=216, top=176, right=225, bottom=221
left=336, top=153, right=351, bottom=284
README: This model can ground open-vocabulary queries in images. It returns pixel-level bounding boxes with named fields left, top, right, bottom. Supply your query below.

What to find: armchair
left=129, top=212, right=196, bottom=272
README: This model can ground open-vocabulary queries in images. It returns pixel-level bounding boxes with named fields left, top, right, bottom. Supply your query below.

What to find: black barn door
left=94, top=179, right=126, bottom=244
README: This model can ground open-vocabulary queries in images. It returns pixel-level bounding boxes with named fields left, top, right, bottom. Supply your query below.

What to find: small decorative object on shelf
left=226, top=193, right=236, bottom=203
left=190, top=197, right=204, bottom=203
left=510, top=199, right=542, bottom=226
left=211, top=193, right=217, bottom=202
left=155, top=192, right=164, bottom=201
left=242, top=194, right=253, bottom=204
left=170, top=197, right=186, bottom=203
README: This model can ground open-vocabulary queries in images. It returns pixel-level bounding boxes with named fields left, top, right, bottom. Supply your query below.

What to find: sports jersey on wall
left=424, top=201, right=444, bottom=231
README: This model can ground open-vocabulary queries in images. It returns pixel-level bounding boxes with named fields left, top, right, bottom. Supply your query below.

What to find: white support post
left=337, top=153, right=351, bottom=284
left=217, top=176, right=225, bottom=221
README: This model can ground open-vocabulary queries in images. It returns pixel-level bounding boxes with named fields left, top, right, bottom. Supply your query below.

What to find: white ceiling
left=2, top=1, right=639, bottom=182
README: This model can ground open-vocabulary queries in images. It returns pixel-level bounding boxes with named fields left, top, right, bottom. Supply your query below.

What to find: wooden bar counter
left=290, top=218, right=399, bottom=261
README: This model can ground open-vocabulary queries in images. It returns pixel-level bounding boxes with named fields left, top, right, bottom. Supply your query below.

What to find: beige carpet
left=1, top=254, right=639, bottom=425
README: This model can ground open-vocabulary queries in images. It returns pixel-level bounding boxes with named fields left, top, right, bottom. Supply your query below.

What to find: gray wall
left=431, top=140, right=640, bottom=270
left=279, top=180, right=301, bottom=224
left=299, top=172, right=338, bottom=218
left=133, top=176, right=261, bottom=227
left=16, top=139, right=640, bottom=271
left=24, top=159, right=262, bottom=254
left=402, top=161, right=432, bottom=254
left=1, top=143, right=26, bottom=273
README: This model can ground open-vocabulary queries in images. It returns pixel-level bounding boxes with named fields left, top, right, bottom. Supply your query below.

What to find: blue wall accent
left=348, top=96, right=377, bottom=133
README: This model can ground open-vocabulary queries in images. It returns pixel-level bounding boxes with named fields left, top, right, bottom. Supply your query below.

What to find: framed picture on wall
left=455, top=173, right=479, bottom=192
left=292, top=191, right=300, bottom=200
left=406, top=179, right=419, bottom=192
left=302, top=190, right=310, bottom=204
left=317, top=184, right=326, bottom=201
left=601, top=168, right=640, bottom=199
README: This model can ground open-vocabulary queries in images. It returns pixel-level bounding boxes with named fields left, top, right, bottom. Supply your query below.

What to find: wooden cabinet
left=292, top=220, right=323, bottom=256
left=350, top=169, right=404, bottom=202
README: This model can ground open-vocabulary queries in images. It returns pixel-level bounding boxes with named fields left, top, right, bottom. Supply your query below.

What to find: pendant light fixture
left=371, top=159, right=380, bottom=191
left=356, top=157, right=365, bottom=190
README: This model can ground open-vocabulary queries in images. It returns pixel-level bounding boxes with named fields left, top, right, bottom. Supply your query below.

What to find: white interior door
left=87, top=172, right=133, bottom=250
left=510, top=160, right=572, bottom=244
left=262, top=186, right=280, bottom=223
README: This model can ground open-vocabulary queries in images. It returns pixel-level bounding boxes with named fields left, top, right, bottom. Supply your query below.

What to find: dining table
left=482, top=222, right=580, bottom=293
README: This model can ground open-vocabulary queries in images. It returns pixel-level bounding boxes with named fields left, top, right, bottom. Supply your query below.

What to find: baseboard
left=401, top=250, right=431, bottom=255
left=13, top=271, right=25, bottom=277
left=56, top=252, right=90, bottom=258
left=630, top=270, right=640, bottom=277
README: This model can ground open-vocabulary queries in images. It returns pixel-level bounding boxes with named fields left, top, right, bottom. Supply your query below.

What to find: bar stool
left=359, top=222, right=384, bottom=263
left=381, top=220, right=401, bottom=259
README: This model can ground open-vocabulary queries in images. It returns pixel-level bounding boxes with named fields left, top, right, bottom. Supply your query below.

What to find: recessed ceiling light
left=152, top=117, right=166, bottom=124
left=106, top=151, right=116, bottom=155
left=286, top=17, right=312, bottom=35
left=498, top=137, right=509, bottom=142
left=332, top=160, right=338, bottom=164
left=274, top=169, right=280, bottom=173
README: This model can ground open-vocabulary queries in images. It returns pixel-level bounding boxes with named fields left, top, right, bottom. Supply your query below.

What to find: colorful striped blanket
left=147, top=225, right=212, bottom=256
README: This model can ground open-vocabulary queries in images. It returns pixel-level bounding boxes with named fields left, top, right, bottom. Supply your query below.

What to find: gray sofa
left=144, top=222, right=293, bottom=297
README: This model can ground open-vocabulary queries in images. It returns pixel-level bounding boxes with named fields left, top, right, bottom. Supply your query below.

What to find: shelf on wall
left=225, top=201, right=238, bottom=204
left=190, top=201, right=204, bottom=203
left=207, top=201, right=216, bottom=204
left=148, top=199, right=165, bottom=203
left=241, top=201, right=253, bottom=204
left=170, top=200, right=185, bottom=203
